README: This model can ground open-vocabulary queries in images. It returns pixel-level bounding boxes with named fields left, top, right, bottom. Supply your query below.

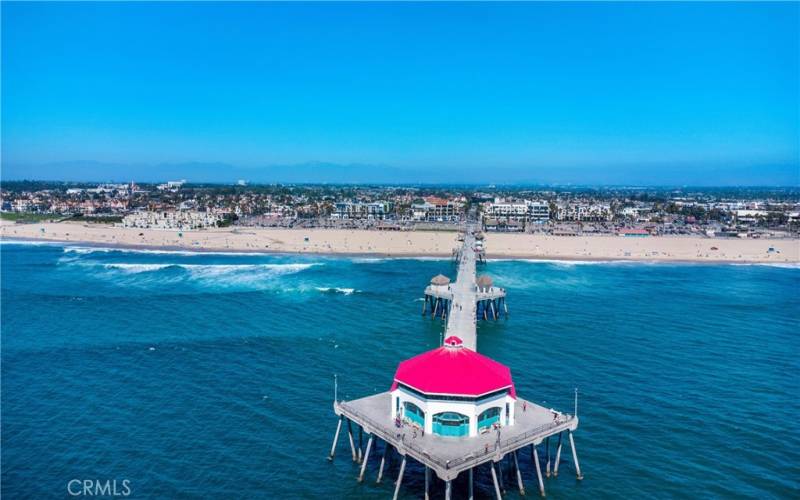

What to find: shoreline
left=2, top=234, right=798, bottom=266
left=2, top=221, right=797, bottom=264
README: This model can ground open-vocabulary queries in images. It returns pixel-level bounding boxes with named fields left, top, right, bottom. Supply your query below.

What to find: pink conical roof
left=390, top=341, right=516, bottom=398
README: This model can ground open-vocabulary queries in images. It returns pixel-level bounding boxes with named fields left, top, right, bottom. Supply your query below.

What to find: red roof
left=390, top=339, right=516, bottom=398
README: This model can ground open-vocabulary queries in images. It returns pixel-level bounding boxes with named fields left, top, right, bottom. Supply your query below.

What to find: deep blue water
left=2, top=241, right=799, bottom=498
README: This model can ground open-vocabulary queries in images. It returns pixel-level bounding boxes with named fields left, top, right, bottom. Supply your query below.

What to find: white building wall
left=390, top=386, right=515, bottom=437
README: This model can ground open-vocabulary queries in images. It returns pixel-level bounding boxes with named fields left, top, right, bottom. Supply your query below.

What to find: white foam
left=62, top=259, right=322, bottom=284
left=0, top=239, right=61, bottom=246
left=63, top=245, right=270, bottom=257
left=315, top=287, right=357, bottom=295
left=103, top=263, right=175, bottom=273
left=731, top=262, right=800, bottom=269
left=65, top=246, right=114, bottom=254
left=351, top=257, right=387, bottom=264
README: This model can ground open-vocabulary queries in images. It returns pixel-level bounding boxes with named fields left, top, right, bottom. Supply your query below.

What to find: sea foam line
left=98, top=262, right=322, bottom=274
left=0, top=239, right=62, bottom=246
left=62, top=246, right=272, bottom=257
left=315, top=287, right=358, bottom=295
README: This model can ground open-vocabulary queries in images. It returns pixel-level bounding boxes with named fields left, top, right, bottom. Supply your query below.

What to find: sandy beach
left=1, top=221, right=798, bottom=263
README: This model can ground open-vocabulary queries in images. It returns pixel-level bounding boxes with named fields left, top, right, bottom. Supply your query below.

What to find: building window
left=404, top=402, right=425, bottom=427
left=432, top=412, right=470, bottom=437
left=478, top=407, right=501, bottom=431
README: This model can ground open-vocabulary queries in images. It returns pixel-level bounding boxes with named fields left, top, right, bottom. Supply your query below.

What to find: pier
left=329, top=226, right=583, bottom=498
left=424, top=229, right=507, bottom=350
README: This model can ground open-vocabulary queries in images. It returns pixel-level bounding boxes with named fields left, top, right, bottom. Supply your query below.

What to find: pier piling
left=358, top=427, right=364, bottom=463
left=569, top=432, right=583, bottom=480
left=490, top=462, right=503, bottom=499
left=533, top=444, right=545, bottom=497
left=554, top=433, right=563, bottom=477
left=545, top=436, right=551, bottom=477
left=424, top=466, right=431, bottom=500
left=513, top=450, right=525, bottom=496
left=358, top=435, right=373, bottom=482
left=392, top=456, right=407, bottom=500
left=376, top=442, right=388, bottom=484
left=347, top=419, right=357, bottom=462
left=328, top=416, right=343, bottom=461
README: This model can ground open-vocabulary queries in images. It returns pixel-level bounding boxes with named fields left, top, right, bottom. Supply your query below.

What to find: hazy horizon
left=2, top=159, right=798, bottom=187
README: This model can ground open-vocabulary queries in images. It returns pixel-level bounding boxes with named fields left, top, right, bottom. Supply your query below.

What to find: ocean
left=1, top=241, right=798, bottom=498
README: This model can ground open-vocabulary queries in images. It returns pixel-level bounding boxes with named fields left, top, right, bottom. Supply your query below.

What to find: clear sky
left=2, top=1, right=798, bottom=185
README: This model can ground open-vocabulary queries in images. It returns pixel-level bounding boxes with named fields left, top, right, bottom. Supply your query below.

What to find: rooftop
left=390, top=340, right=515, bottom=398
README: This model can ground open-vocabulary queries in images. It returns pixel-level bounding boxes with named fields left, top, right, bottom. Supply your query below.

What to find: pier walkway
left=445, top=230, right=480, bottom=350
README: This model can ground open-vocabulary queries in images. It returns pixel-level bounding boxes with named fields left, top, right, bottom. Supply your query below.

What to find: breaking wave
left=314, top=287, right=357, bottom=295
left=62, top=246, right=270, bottom=257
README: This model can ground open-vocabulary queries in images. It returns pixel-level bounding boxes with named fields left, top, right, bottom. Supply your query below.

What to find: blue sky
left=2, top=1, right=798, bottom=185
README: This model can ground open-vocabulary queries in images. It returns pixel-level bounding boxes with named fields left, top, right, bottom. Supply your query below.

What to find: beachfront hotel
left=390, top=336, right=516, bottom=438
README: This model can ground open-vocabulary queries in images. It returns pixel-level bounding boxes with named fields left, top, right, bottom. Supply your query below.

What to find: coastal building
left=528, top=201, right=550, bottom=221
left=330, top=201, right=393, bottom=220
left=482, top=199, right=550, bottom=230
left=391, top=336, right=516, bottom=438
left=735, top=209, right=768, bottom=223
left=483, top=218, right=524, bottom=232
left=411, top=196, right=464, bottom=222
left=121, top=210, right=223, bottom=230
left=556, top=203, right=613, bottom=222
left=156, top=180, right=186, bottom=192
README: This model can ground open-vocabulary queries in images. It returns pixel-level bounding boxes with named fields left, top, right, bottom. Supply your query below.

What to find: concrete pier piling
left=545, top=436, right=551, bottom=477
left=513, top=450, right=526, bottom=496
left=533, top=444, right=545, bottom=497
left=358, top=435, right=373, bottom=482
left=376, top=442, right=388, bottom=484
left=569, top=431, right=584, bottom=480
left=554, top=432, right=563, bottom=477
left=347, top=419, right=357, bottom=462
left=392, top=456, right=407, bottom=500
left=490, top=462, right=502, bottom=499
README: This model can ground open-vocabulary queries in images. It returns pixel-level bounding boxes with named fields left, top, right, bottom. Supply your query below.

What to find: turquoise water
left=2, top=241, right=798, bottom=498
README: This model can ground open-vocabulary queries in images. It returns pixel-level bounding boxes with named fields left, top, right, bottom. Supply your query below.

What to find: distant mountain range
left=2, top=160, right=797, bottom=186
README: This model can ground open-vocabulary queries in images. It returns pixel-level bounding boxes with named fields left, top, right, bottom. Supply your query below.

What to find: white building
left=121, top=210, right=223, bottom=230
left=157, top=180, right=187, bottom=192
left=411, top=197, right=464, bottom=222
left=330, top=201, right=393, bottom=220
left=735, top=210, right=768, bottom=223
left=556, top=203, right=613, bottom=222
left=390, top=336, right=516, bottom=437
left=483, top=199, right=549, bottom=223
